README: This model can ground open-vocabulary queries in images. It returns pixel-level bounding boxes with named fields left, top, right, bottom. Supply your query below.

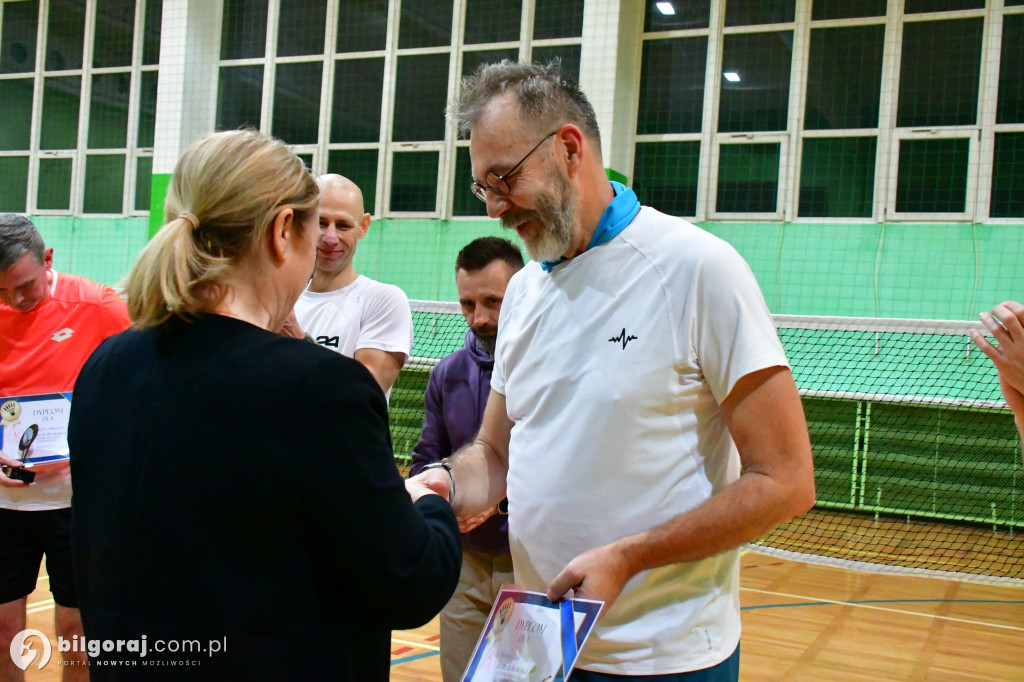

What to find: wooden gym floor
left=19, top=550, right=1022, bottom=681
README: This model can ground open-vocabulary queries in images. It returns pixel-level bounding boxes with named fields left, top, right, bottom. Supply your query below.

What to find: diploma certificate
left=461, top=587, right=603, bottom=682
left=0, top=393, right=73, bottom=470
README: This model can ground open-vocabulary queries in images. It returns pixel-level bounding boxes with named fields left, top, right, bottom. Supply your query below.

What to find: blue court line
left=742, top=598, right=1024, bottom=611
left=391, top=649, right=441, bottom=666
left=389, top=599, right=1024, bottom=666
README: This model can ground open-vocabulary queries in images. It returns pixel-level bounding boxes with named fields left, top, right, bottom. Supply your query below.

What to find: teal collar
left=541, top=181, right=641, bottom=272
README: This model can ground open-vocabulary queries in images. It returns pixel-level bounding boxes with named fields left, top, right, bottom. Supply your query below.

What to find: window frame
left=0, top=0, right=157, bottom=216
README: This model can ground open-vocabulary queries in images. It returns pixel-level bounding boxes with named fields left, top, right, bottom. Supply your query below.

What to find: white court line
left=740, top=587, right=1024, bottom=632
left=27, top=599, right=54, bottom=614
left=391, top=637, right=440, bottom=652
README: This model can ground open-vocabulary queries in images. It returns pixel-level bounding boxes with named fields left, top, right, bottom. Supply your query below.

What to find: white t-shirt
left=491, top=207, right=788, bottom=675
left=294, top=275, right=413, bottom=397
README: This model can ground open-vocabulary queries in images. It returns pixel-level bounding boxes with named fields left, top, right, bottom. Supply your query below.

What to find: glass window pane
left=88, top=73, right=130, bottom=149
left=725, top=0, right=794, bottom=26
left=463, top=49, right=518, bottom=79
left=217, top=65, right=264, bottom=131
left=895, top=138, right=968, bottom=213
left=716, top=143, right=780, bottom=213
left=799, top=137, right=876, bottom=218
left=83, top=154, right=126, bottom=213
left=644, top=1, right=710, bottom=31
left=1007, top=0, right=1024, bottom=6
left=221, top=0, right=267, bottom=60
left=805, top=25, right=883, bottom=130
left=0, top=79, right=34, bottom=151
left=811, top=0, right=886, bottom=20
left=143, top=0, right=163, bottom=65
left=393, top=54, right=448, bottom=142
left=897, top=19, right=982, bottom=128
left=390, top=151, right=438, bottom=212
left=459, top=49, right=518, bottom=141
left=633, top=141, right=700, bottom=217
left=0, top=156, right=28, bottom=211
left=93, top=0, right=135, bottom=68
left=905, top=0, right=982, bottom=12
left=41, top=76, right=81, bottom=150
left=465, top=0, right=520, bottom=45
left=997, top=14, right=1024, bottom=124
left=46, top=0, right=85, bottom=70
left=1, top=0, right=38, bottom=74
left=719, top=32, right=792, bottom=133
left=453, top=146, right=486, bottom=217
left=272, top=62, right=322, bottom=145
left=277, top=0, right=327, bottom=57
left=637, top=37, right=707, bottom=135
left=531, top=45, right=580, bottom=83
left=137, top=71, right=158, bottom=147
left=37, top=157, right=73, bottom=210
left=399, top=0, right=453, bottom=49
left=135, top=155, right=153, bottom=211
left=327, top=149, right=378, bottom=214
left=534, top=0, right=583, bottom=40
left=336, top=0, right=387, bottom=53
left=331, top=58, right=384, bottom=143
left=990, top=133, right=1024, bottom=218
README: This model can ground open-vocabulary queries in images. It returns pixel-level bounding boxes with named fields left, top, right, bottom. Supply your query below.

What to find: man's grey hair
left=0, top=214, right=45, bottom=272
left=452, top=60, right=601, bottom=153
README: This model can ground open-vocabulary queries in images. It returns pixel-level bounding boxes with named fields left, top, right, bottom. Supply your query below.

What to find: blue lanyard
left=541, top=181, right=641, bottom=272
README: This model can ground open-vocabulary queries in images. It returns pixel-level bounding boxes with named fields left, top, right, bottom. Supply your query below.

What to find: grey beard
left=473, top=330, right=497, bottom=356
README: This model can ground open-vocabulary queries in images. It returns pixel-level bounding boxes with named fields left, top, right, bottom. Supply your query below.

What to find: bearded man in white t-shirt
left=413, top=61, right=817, bottom=681
left=291, top=174, right=412, bottom=398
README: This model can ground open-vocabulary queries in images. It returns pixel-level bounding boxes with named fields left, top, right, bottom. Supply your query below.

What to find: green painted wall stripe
left=605, top=168, right=627, bottom=183
left=149, top=173, right=172, bottom=238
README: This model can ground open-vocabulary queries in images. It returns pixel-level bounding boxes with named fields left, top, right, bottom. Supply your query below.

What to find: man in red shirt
left=0, top=214, right=130, bottom=681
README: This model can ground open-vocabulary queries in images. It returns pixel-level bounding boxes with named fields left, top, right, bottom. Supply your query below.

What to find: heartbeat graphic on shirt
left=609, top=328, right=638, bottom=349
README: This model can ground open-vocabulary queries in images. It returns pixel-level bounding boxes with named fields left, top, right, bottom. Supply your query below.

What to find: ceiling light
left=655, top=2, right=676, bottom=16
left=723, top=72, right=741, bottom=82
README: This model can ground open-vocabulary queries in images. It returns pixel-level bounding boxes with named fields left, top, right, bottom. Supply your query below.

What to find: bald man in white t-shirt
left=291, top=175, right=412, bottom=399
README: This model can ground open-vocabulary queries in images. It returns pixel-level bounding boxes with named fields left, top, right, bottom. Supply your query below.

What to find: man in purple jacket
left=409, top=236, right=524, bottom=682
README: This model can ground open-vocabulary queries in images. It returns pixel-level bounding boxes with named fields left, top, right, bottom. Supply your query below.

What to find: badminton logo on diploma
left=0, top=393, right=73, bottom=476
left=461, top=587, right=602, bottom=682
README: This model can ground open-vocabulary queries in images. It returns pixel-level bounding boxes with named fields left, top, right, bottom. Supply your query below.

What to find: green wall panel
left=31, top=215, right=150, bottom=287
left=29, top=207, right=1024, bottom=323
left=352, top=218, right=513, bottom=301
left=875, top=224, right=977, bottom=319
left=776, top=222, right=882, bottom=317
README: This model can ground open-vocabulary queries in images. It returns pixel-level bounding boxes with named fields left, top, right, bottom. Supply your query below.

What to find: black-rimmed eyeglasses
left=470, top=131, right=558, bottom=202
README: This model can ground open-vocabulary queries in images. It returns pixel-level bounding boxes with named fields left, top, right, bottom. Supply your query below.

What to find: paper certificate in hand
left=461, top=587, right=603, bottom=682
left=0, top=393, right=73, bottom=470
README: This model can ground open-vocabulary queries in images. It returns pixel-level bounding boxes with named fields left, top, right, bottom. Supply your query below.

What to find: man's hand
left=546, top=542, right=633, bottom=617
left=0, top=452, right=29, bottom=487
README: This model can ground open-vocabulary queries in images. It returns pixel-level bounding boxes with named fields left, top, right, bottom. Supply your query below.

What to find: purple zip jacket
left=409, top=330, right=509, bottom=555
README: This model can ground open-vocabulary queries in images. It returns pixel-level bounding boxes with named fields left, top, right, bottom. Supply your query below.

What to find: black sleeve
left=296, top=354, right=461, bottom=628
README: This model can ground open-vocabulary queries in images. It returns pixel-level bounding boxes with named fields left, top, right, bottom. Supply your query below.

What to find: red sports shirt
left=0, top=271, right=131, bottom=396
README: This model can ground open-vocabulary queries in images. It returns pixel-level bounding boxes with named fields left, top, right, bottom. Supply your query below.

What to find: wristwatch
left=421, top=460, right=455, bottom=505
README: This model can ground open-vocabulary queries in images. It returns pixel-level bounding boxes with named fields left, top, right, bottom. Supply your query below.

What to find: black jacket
left=69, top=314, right=460, bottom=680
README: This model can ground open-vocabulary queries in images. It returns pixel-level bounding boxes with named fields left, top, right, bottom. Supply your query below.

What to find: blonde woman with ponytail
left=67, top=130, right=461, bottom=681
